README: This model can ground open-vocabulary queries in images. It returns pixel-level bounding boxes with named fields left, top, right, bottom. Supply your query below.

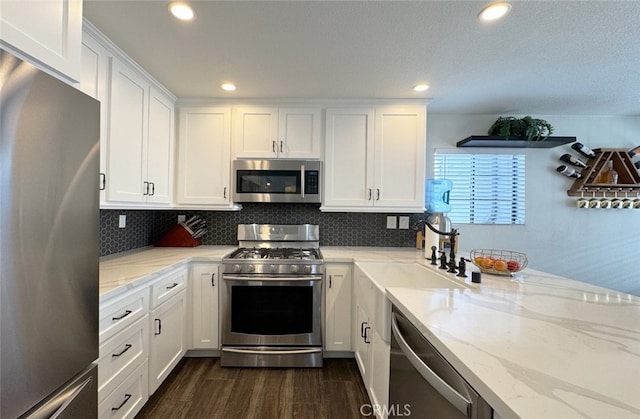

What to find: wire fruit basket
left=470, top=249, right=528, bottom=276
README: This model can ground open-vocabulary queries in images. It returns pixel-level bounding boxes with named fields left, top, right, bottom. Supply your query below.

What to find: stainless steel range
left=221, top=224, right=323, bottom=368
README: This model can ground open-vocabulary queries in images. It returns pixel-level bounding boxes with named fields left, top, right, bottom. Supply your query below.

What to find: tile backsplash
left=100, top=204, right=426, bottom=256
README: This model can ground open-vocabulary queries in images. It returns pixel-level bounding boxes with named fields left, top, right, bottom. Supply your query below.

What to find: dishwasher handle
left=391, top=312, right=472, bottom=417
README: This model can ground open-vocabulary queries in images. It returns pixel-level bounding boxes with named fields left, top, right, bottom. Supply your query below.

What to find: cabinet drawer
left=100, top=287, right=149, bottom=344
left=98, top=359, right=149, bottom=419
left=98, top=315, right=149, bottom=403
left=150, top=268, right=187, bottom=309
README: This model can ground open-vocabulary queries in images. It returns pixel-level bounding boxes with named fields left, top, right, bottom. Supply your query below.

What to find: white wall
left=427, top=114, right=640, bottom=296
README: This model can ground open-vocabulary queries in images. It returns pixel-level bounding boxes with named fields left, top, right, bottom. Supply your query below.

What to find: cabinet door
left=177, top=107, right=231, bottom=205
left=0, top=0, right=82, bottom=81
left=107, top=58, right=148, bottom=203
left=374, top=107, right=426, bottom=209
left=353, top=303, right=371, bottom=384
left=190, top=264, right=220, bottom=349
left=149, top=292, right=186, bottom=395
left=278, top=108, right=322, bottom=158
left=146, top=88, right=174, bottom=204
left=324, top=108, right=375, bottom=208
left=325, top=264, right=352, bottom=351
left=233, top=107, right=279, bottom=158
left=79, top=32, right=109, bottom=204
left=369, top=327, right=390, bottom=417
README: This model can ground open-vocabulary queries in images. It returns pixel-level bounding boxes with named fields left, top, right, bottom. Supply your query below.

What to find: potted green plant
left=488, top=116, right=554, bottom=142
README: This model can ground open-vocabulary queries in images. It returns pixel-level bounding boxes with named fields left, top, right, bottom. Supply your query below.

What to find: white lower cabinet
left=148, top=290, right=186, bottom=394
left=353, top=266, right=391, bottom=419
left=324, top=263, right=352, bottom=351
left=98, top=286, right=150, bottom=419
left=98, top=360, right=149, bottom=419
left=189, top=263, right=220, bottom=349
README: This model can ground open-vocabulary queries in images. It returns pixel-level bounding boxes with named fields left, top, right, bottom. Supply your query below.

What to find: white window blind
left=433, top=153, right=525, bottom=225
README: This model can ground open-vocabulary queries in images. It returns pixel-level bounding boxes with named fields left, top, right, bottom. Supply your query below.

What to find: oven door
left=221, top=275, right=323, bottom=346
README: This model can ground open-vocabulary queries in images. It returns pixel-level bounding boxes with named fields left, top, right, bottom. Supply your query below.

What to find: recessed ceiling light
left=413, top=84, right=430, bottom=92
left=221, top=83, right=237, bottom=92
left=478, top=2, right=511, bottom=22
left=169, top=2, right=195, bottom=21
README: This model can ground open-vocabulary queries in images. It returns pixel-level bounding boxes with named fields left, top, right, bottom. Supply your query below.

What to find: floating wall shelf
left=567, top=148, right=640, bottom=197
left=457, top=135, right=576, bottom=148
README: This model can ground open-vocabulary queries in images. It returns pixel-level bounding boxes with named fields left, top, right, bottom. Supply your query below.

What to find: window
left=433, top=152, right=525, bottom=225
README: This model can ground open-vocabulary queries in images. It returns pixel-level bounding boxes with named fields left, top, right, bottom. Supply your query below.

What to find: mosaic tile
left=100, top=205, right=426, bottom=256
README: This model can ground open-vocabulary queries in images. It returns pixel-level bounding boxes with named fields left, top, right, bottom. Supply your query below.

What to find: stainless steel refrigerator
left=0, top=50, right=100, bottom=418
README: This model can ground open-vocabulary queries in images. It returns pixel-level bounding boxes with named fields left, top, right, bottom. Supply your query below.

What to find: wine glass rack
left=567, top=148, right=640, bottom=197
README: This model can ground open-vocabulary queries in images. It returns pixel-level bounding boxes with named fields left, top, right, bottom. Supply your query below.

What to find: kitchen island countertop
left=381, top=263, right=640, bottom=419
left=99, top=246, right=640, bottom=418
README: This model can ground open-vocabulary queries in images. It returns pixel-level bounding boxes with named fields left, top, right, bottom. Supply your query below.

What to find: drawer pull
left=165, top=282, right=179, bottom=290
left=111, top=394, right=132, bottom=411
left=112, top=344, right=132, bottom=358
left=112, top=310, right=132, bottom=321
left=154, top=318, right=162, bottom=335
left=211, top=273, right=216, bottom=287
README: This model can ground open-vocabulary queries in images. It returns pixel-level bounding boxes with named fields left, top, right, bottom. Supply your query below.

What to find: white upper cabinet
left=78, top=30, right=109, bottom=204
left=374, top=106, right=426, bottom=209
left=323, top=106, right=426, bottom=212
left=146, top=88, right=174, bottom=204
left=323, top=108, right=375, bottom=208
left=233, top=107, right=321, bottom=159
left=176, top=107, right=233, bottom=207
left=0, top=0, right=82, bottom=81
left=106, top=58, right=148, bottom=203
left=106, top=58, right=174, bottom=206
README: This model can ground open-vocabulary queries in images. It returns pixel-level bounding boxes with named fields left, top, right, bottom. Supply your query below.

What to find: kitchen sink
left=355, top=261, right=468, bottom=291
left=354, top=262, right=469, bottom=342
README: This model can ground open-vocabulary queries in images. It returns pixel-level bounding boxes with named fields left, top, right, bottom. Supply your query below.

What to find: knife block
left=155, top=223, right=202, bottom=247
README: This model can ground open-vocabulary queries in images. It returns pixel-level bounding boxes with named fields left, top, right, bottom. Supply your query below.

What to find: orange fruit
left=494, top=259, right=508, bottom=271
left=481, top=258, right=494, bottom=269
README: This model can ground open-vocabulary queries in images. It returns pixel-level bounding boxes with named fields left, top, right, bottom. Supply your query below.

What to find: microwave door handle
left=391, top=313, right=472, bottom=416
left=301, top=164, right=305, bottom=199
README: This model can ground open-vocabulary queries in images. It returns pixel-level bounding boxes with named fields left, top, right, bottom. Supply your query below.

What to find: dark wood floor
left=136, top=357, right=371, bottom=419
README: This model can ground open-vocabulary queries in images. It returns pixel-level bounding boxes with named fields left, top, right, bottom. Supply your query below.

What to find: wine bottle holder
left=566, top=148, right=640, bottom=198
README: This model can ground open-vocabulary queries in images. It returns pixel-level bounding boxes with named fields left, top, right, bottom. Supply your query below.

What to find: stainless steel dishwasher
left=389, top=306, right=493, bottom=418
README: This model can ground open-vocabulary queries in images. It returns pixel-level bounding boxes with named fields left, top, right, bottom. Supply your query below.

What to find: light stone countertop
left=382, top=263, right=640, bottom=419
left=99, top=245, right=640, bottom=418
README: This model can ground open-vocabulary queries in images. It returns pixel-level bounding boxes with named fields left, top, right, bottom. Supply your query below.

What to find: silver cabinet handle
left=391, top=313, right=472, bottom=416
left=154, top=318, right=162, bottom=335
left=301, top=164, right=305, bottom=199
left=222, top=347, right=322, bottom=356
left=211, top=273, right=216, bottom=287
left=99, top=173, right=106, bottom=190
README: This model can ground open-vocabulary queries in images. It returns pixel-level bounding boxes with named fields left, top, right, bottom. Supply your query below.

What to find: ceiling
left=83, top=0, right=640, bottom=116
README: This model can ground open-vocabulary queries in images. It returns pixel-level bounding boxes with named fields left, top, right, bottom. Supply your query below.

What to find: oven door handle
left=222, top=347, right=322, bottom=355
left=222, top=275, right=323, bottom=282
left=301, top=164, right=305, bottom=199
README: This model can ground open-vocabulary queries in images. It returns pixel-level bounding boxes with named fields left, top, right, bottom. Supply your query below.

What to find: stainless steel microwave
left=233, top=159, right=322, bottom=203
